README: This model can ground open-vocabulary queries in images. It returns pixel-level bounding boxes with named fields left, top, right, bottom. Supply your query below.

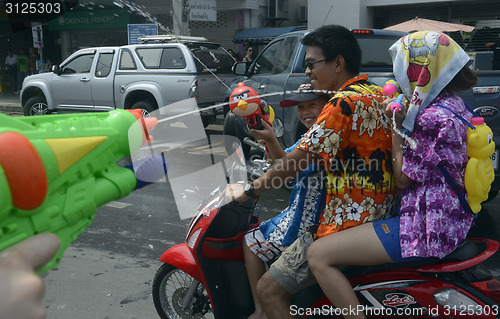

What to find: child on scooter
left=243, top=80, right=328, bottom=319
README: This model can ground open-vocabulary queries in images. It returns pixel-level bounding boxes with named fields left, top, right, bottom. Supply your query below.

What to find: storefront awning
left=233, top=26, right=303, bottom=44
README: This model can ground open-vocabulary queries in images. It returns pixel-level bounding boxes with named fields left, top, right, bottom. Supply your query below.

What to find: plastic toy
left=383, top=80, right=405, bottom=113
left=383, top=80, right=400, bottom=96
left=0, top=109, right=159, bottom=273
left=464, top=117, right=495, bottom=214
left=390, top=94, right=405, bottom=113
left=229, top=82, right=274, bottom=129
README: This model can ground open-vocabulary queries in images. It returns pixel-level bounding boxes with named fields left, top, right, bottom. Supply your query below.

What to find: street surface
left=1, top=106, right=499, bottom=318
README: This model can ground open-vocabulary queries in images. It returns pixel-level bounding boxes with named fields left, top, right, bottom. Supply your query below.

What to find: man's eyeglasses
left=303, top=58, right=327, bottom=70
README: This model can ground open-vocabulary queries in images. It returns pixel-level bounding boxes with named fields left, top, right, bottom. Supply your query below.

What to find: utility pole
left=173, top=0, right=189, bottom=35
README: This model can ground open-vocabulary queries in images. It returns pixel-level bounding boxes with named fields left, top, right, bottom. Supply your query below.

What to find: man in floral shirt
left=297, top=75, right=395, bottom=238
left=225, top=25, right=396, bottom=318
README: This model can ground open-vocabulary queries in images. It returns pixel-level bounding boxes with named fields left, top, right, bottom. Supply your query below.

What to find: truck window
left=272, top=37, right=298, bottom=74
left=357, top=36, right=397, bottom=68
left=61, top=54, right=95, bottom=74
left=95, top=52, right=114, bottom=78
left=253, top=39, right=284, bottom=75
left=136, top=47, right=186, bottom=69
left=190, top=46, right=235, bottom=74
left=160, top=48, right=186, bottom=69
left=119, top=50, right=136, bottom=70
left=136, top=48, right=162, bottom=68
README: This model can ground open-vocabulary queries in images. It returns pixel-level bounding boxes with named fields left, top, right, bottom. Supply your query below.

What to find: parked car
left=223, top=28, right=500, bottom=200
left=21, top=35, right=236, bottom=127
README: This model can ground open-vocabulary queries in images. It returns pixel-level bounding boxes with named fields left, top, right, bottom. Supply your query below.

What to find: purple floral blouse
left=400, top=91, right=474, bottom=259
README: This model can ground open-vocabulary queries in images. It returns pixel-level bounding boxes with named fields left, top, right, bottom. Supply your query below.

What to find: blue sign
left=127, top=24, right=158, bottom=45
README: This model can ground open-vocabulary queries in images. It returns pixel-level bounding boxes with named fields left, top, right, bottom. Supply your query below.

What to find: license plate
left=491, top=150, right=498, bottom=171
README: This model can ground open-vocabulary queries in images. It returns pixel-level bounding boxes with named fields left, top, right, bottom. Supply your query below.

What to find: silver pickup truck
left=21, top=35, right=236, bottom=127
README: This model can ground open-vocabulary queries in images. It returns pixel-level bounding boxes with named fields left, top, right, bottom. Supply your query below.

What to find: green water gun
left=0, top=109, right=159, bottom=273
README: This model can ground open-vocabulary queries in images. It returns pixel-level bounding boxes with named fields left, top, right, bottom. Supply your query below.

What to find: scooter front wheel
left=152, top=263, right=214, bottom=319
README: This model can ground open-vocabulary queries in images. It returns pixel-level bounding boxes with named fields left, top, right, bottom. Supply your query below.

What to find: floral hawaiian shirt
left=297, top=74, right=396, bottom=238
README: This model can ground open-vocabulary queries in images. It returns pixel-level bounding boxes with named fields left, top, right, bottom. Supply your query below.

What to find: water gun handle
left=390, top=94, right=405, bottom=113
left=247, top=115, right=263, bottom=130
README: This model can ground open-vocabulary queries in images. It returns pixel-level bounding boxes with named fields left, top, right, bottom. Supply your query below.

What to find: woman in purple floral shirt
left=383, top=31, right=478, bottom=260
left=307, top=32, right=480, bottom=319
left=394, top=90, right=474, bottom=258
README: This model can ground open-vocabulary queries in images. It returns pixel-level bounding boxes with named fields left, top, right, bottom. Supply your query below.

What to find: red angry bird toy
left=229, top=82, right=274, bottom=129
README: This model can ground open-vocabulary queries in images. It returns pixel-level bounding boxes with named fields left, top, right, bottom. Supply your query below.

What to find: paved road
left=2, top=107, right=500, bottom=318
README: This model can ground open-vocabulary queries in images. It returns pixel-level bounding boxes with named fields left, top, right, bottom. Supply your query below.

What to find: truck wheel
left=223, top=112, right=250, bottom=157
left=24, top=95, right=49, bottom=116
left=131, top=100, right=156, bottom=117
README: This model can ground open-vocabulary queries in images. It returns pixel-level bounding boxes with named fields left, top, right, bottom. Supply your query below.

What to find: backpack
left=436, top=104, right=495, bottom=216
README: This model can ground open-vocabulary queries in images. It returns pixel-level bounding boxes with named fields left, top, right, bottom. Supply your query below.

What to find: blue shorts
left=373, top=216, right=424, bottom=263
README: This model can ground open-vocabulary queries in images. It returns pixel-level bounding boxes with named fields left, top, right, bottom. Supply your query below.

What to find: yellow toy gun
left=0, top=110, right=160, bottom=273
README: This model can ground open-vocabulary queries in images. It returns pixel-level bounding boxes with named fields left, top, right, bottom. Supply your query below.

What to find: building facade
left=3, top=0, right=500, bottom=67
left=309, top=0, right=500, bottom=31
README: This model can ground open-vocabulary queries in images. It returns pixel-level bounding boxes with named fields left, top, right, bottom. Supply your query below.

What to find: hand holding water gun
left=229, top=82, right=275, bottom=130
left=0, top=109, right=162, bottom=273
left=383, top=80, right=405, bottom=113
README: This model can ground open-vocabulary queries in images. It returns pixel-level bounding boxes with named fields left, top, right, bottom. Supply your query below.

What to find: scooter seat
left=343, top=239, right=483, bottom=278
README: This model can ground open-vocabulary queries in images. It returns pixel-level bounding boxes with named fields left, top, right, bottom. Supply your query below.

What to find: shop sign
left=189, top=0, right=217, bottom=22
left=48, top=10, right=129, bottom=30
left=128, top=24, right=158, bottom=45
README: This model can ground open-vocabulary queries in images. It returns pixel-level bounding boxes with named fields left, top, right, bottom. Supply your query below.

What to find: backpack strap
left=434, top=103, right=478, bottom=216
left=464, top=102, right=479, bottom=117
left=435, top=104, right=476, bottom=129
left=436, top=163, right=476, bottom=216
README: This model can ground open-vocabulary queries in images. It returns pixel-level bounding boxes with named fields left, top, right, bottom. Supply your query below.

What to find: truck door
left=248, top=37, right=299, bottom=114
left=190, top=44, right=236, bottom=107
left=51, top=50, right=96, bottom=110
left=91, top=49, right=116, bottom=110
left=248, top=36, right=301, bottom=147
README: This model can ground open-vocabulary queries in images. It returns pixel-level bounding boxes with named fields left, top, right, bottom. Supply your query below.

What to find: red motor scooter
left=151, top=157, right=500, bottom=319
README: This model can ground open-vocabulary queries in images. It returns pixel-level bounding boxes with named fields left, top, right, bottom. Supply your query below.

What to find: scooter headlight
left=433, top=288, right=482, bottom=314
left=187, top=228, right=202, bottom=248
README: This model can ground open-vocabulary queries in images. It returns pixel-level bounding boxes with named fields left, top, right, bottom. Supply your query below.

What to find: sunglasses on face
left=302, top=58, right=327, bottom=70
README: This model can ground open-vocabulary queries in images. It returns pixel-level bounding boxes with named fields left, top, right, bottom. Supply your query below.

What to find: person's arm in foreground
left=0, top=233, right=60, bottom=319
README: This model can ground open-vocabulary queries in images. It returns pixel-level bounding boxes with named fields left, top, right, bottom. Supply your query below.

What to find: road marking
left=105, top=201, right=132, bottom=208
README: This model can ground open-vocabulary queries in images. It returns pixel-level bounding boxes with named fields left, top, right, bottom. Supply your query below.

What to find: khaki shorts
left=269, top=232, right=317, bottom=294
